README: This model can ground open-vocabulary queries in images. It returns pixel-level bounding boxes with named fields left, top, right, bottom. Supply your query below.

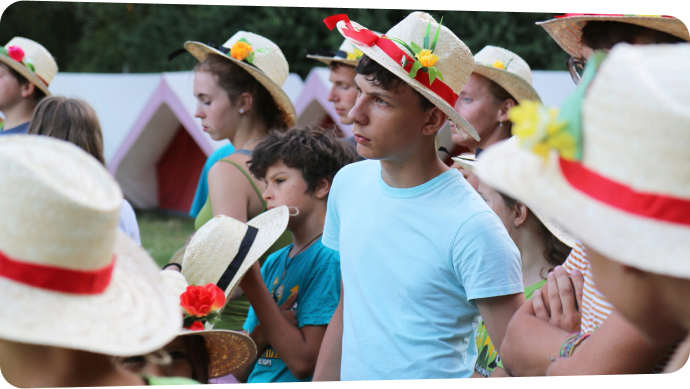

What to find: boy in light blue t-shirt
left=313, top=13, right=525, bottom=381
left=236, top=126, right=358, bottom=383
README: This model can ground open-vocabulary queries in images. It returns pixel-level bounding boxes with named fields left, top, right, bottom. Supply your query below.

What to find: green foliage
left=0, top=2, right=570, bottom=78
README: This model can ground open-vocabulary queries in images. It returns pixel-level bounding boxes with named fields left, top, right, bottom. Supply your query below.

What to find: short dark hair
left=249, top=126, right=359, bottom=194
left=0, top=62, right=47, bottom=103
left=328, top=61, right=355, bottom=71
left=580, top=21, right=685, bottom=52
left=354, top=55, right=436, bottom=112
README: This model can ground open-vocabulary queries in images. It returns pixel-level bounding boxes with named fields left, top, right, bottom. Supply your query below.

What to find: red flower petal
left=184, top=321, right=205, bottom=331
left=7, top=46, right=24, bottom=63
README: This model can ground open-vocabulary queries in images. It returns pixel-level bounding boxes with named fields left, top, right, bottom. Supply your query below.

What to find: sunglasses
left=567, top=57, right=586, bottom=85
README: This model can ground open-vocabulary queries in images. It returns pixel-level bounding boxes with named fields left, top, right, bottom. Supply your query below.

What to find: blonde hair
left=28, top=96, right=105, bottom=165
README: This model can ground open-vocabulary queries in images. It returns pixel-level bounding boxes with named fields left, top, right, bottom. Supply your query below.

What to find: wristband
left=558, top=332, right=590, bottom=358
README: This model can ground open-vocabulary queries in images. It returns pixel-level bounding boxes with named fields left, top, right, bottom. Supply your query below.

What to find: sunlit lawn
left=137, top=210, right=195, bottom=268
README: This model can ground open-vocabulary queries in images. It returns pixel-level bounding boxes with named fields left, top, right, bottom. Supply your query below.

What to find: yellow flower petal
left=493, top=60, right=505, bottom=69
left=416, top=50, right=439, bottom=68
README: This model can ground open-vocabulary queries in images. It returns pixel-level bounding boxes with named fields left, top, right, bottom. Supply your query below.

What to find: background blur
left=0, top=2, right=569, bottom=77
left=0, top=2, right=573, bottom=266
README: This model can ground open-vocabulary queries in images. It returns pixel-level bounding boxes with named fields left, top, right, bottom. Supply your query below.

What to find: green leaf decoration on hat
left=0, top=45, right=37, bottom=75
left=383, top=16, right=445, bottom=85
left=510, top=51, right=607, bottom=162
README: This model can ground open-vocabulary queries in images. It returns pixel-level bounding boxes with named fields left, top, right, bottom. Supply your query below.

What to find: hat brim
left=473, top=64, right=541, bottom=103
left=178, top=329, right=257, bottom=377
left=0, top=231, right=181, bottom=356
left=335, top=21, right=479, bottom=142
left=0, top=56, right=51, bottom=97
left=185, top=41, right=297, bottom=127
left=475, top=139, right=690, bottom=277
left=451, top=155, right=476, bottom=172
left=537, top=15, right=690, bottom=58
left=306, top=54, right=358, bottom=67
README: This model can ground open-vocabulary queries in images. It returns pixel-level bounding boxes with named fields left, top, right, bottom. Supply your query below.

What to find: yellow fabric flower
left=346, top=48, right=363, bottom=61
left=493, top=60, right=505, bottom=69
left=230, top=41, right=253, bottom=61
left=416, top=49, right=439, bottom=68
left=509, top=101, right=575, bottom=161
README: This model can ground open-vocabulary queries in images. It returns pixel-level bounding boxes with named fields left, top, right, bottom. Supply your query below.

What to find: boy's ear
left=421, top=107, right=447, bottom=136
left=19, top=82, right=35, bottom=99
left=314, top=177, right=331, bottom=200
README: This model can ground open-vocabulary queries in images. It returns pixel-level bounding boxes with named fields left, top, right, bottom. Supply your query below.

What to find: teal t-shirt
left=243, top=239, right=341, bottom=383
left=323, top=160, right=523, bottom=380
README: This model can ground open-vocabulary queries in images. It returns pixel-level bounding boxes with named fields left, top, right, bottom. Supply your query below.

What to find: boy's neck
left=1, top=99, right=36, bottom=130
left=289, top=204, right=326, bottom=257
left=380, top=143, right=449, bottom=189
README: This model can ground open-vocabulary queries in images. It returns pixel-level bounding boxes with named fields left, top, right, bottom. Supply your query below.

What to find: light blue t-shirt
left=243, top=239, right=341, bottom=383
left=189, top=143, right=235, bottom=218
left=323, top=160, right=523, bottom=381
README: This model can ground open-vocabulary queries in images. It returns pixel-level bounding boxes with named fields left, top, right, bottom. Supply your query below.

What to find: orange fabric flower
left=180, top=284, right=226, bottom=317
left=230, top=41, right=253, bottom=61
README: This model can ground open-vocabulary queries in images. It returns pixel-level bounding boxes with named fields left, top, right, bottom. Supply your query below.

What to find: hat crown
left=582, top=43, right=690, bottom=198
left=474, top=45, right=533, bottom=84
left=182, top=215, right=249, bottom=286
left=385, top=12, right=474, bottom=94
left=222, top=31, right=288, bottom=87
left=0, top=136, right=122, bottom=271
left=5, top=37, right=58, bottom=85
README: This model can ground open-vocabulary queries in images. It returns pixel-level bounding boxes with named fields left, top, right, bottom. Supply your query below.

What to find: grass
left=137, top=210, right=196, bottom=268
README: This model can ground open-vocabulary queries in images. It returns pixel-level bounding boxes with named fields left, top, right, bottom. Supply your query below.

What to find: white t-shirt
left=323, top=160, right=523, bottom=380
left=119, top=199, right=141, bottom=245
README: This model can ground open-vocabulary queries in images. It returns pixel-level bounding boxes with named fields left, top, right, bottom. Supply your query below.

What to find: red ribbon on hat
left=559, top=157, right=690, bottom=226
left=555, top=13, right=675, bottom=19
left=323, top=14, right=459, bottom=107
left=0, top=250, right=116, bottom=294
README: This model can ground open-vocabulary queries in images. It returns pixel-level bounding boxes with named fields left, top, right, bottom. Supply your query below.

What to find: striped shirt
left=562, top=241, right=673, bottom=372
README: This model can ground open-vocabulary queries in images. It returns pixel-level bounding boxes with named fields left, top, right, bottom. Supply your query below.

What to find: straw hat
left=472, top=46, right=541, bottom=103
left=0, top=135, right=180, bottom=356
left=452, top=144, right=575, bottom=248
left=475, top=43, right=690, bottom=278
left=328, top=12, right=479, bottom=141
left=537, top=14, right=690, bottom=58
left=306, top=35, right=380, bottom=67
left=0, top=37, right=57, bottom=96
left=182, top=207, right=289, bottom=306
left=185, top=32, right=297, bottom=127
left=160, top=270, right=257, bottom=376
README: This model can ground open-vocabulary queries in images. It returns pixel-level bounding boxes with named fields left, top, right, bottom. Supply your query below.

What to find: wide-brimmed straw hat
left=0, top=135, right=181, bottom=356
left=182, top=207, right=289, bottom=307
left=537, top=14, right=690, bottom=58
left=185, top=32, right=297, bottom=127
left=306, top=35, right=379, bottom=67
left=160, top=270, right=257, bottom=377
left=472, top=46, right=541, bottom=103
left=0, top=37, right=57, bottom=96
left=325, top=12, right=479, bottom=141
left=475, top=43, right=690, bottom=278
left=452, top=144, right=575, bottom=248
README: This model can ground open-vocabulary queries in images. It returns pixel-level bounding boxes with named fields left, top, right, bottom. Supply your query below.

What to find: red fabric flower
left=180, top=283, right=226, bottom=317
left=7, top=46, right=25, bottom=62
left=184, top=321, right=205, bottom=331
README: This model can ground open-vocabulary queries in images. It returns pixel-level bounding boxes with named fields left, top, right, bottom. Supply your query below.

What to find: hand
left=279, top=291, right=299, bottom=327
left=532, top=266, right=584, bottom=333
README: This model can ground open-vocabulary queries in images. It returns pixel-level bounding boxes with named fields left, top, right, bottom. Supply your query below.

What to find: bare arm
left=239, top=262, right=327, bottom=380
left=313, top=278, right=344, bottom=381
left=475, top=292, right=526, bottom=354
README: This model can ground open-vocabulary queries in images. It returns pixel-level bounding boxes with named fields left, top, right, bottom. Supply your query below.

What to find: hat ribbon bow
left=323, top=14, right=458, bottom=107
left=0, top=250, right=116, bottom=294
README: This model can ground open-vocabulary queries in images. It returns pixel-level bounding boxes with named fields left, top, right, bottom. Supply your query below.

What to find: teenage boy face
left=587, top=246, right=687, bottom=345
left=0, top=63, right=23, bottom=110
left=348, top=74, right=436, bottom=161
left=327, top=64, right=358, bottom=125
left=262, top=161, right=322, bottom=227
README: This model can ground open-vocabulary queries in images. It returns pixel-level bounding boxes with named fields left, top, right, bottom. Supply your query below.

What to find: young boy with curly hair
left=236, top=126, right=358, bottom=383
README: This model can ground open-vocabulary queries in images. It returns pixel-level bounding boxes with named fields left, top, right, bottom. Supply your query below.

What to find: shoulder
left=208, top=155, right=255, bottom=185
left=334, top=159, right=377, bottom=180
left=208, top=143, right=236, bottom=161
